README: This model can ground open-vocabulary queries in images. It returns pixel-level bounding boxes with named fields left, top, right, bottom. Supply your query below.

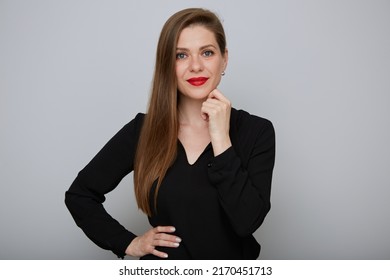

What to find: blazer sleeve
left=207, top=117, right=275, bottom=237
left=64, top=113, right=144, bottom=258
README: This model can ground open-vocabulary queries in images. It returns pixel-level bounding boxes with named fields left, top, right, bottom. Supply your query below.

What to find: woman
left=65, top=8, right=275, bottom=260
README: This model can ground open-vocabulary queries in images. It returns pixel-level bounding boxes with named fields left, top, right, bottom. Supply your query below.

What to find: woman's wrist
left=211, top=135, right=232, bottom=157
left=125, top=237, right=140, bottom=257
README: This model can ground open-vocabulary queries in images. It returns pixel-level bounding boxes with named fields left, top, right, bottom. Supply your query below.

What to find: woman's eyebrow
left=176, top=44, right=217, bottom=51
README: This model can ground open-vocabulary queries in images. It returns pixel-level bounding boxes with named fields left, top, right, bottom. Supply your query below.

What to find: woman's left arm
left=208, top=121, right=275, bottom=237
left=203, top=90, right=275, bottom=237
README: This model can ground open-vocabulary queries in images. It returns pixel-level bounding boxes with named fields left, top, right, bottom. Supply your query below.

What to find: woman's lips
left=187, top=77, right=209, bottom=86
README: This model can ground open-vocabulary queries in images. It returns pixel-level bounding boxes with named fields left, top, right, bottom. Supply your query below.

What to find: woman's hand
left=201, top=89, right=232, bottom=156
left=125, top=226, right=181, bottom=258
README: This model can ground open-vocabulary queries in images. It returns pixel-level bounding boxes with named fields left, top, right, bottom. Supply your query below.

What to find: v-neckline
left=178, top=140, right=211, bottom=166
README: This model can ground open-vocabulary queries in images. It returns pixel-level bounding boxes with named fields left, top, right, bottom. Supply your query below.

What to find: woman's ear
left=223, top=48, right=229, bottom=71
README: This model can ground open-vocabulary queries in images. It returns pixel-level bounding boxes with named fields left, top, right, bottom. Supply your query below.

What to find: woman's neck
left=177, top=95, right=207, bottom=127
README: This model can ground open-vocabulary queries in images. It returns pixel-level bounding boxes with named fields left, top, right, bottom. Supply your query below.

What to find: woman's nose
left=189, top=56, right=203, bottom=72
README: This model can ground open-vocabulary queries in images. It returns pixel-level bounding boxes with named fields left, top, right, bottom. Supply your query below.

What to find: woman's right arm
left=65, top=113, right=144, bottom=259
left=65, top=113, right=182, bottom=259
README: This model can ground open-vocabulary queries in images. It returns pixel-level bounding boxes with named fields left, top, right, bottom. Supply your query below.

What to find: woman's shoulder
left=115, top=112, right=146, bottom=139
left=230, top=107, right=274, bottom=134
left=125, top=112, right=145, bottom=127
left=229, top=108, right=275, bottom=164
left=134, top=112, right=146, bottom=121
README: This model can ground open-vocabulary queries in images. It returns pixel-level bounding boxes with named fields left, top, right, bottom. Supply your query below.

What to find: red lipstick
left=187, top=77, right=209, bottom=86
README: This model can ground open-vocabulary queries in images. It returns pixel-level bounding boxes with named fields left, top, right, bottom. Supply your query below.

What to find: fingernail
left=176, top=237, right=182, bottom=242
left=163, top=253, right=168, bottom=258
left=174, top=243, right=180, bottom=247
left=170, top=227, right=176, bottom=232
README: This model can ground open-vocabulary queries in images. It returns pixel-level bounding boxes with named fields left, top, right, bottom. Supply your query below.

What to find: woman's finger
left=154, top=226, right=176, bottom=233
left=155, top=232, right=182, bottom=243
left=152, top=238, right=181, bottom=248
left=152, top=248, right=169, bottom=258
left=208, top=89, right=231, bottom=104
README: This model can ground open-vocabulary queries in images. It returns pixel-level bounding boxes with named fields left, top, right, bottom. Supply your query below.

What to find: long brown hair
left=134, top=8, right=227, bottom=216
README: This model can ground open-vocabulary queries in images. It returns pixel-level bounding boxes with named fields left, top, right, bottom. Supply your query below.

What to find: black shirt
left=65, top=108, right=275, bottom=259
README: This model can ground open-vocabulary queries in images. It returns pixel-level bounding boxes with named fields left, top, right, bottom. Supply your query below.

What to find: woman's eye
left=176, top=53, right=187, bottom=60
left=203, top=50, right=214, bottom=57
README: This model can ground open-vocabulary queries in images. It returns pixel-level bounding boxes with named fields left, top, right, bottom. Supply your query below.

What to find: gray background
left=1, top=0, right=389, bottom=259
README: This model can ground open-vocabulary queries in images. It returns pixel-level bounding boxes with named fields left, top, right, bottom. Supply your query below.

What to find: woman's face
left=175, top=25, right=228, bottom=101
